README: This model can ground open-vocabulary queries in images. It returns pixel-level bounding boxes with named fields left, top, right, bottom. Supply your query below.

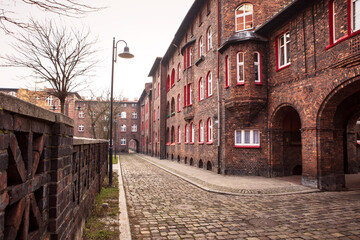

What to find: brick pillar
left=346, top=130, right=358, bottom=174
left=301, top=128, right=319, bottom=188
left=48, top=121, right=74, bottom=240
left=270, top=129, right=284, bottom=177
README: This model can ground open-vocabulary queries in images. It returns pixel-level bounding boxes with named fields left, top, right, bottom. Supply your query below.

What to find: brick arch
left=129, top=139, right=139, bottom=153
left=270, top=104, right=302, bottom=177
left=317, top=78, right=360, bottom=190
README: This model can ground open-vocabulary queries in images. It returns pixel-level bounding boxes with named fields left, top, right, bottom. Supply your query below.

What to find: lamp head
left=118, top=46, right=134, bottom=59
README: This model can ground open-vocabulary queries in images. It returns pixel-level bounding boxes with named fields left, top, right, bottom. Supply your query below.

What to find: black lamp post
left=109, top=38, right=134, bottom=186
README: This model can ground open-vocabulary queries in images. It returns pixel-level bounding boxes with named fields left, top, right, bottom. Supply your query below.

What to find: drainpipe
left=216, top=0, right=222, bottom=174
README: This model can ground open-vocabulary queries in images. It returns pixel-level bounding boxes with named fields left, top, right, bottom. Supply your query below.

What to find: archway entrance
left=271, top=106, right=302, bottom=177
left=128, top=139, right=139, bottom=153
left=318, top=79, right=360, bottom=190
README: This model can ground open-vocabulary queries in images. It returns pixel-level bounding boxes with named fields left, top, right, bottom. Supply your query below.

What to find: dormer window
left=235, top=4, right=253, bottom=32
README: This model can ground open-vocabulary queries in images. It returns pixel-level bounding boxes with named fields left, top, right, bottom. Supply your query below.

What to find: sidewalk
left=137, top=154, right=320, bottom=196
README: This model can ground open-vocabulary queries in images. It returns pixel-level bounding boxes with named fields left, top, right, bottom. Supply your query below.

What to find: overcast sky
left=0, top=0, right=195, bottom=100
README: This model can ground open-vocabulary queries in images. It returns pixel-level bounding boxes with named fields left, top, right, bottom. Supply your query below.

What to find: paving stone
left=121, top=154, right=360, bottom=240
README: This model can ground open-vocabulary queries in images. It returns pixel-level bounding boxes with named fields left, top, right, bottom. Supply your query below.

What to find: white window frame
left=46, top=95, right=54, bottom=106
left=178, top=63, right=181, bottom=80
left=234, top=130, right=260, bottom=147
left=207, top=118, right=213, bottom=143
left=254, top=52, right=261, bottom=83
left=199, top=120, right=204, bottom=143
left=79, top=111, right=85, bottom=119
left=131, top=125, right=137, bottom=132
left=120, top=138, right=126, bottom=146
left=189, top=84, right=192, bottom=105
left=190, top=123, right=194, bottom=143
left=78, top=124, right=84, bottom=132
left=237, top=52, right=245, bottom=83
left=132, top=112, right=137, bottom=119
left=278, top=32, right=291, bottom=68
left=121, top=124, right=127, bottom=132
left=235, top=4, right=254, bottom=32
left=199, top=36, right=204, bottom=56
left=207, top=27, right=212, bottom=52
left=353, top=0, right=360, bottom=32
left=121, top=112, right=127, bottom=119
left=225, top=55, right=230, bottom=88
left=207, top=72, right=213, bottom=97
left=199, top=78, right=204, bottom=101
left=178, top=126, right=181, bottom=143
left=185, top=124, right=189, bottom=143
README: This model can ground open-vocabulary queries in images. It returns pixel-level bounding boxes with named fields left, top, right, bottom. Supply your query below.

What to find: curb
left=137, top=155, right=321, bottom=196
left=118, top=156, right=132, bottom=240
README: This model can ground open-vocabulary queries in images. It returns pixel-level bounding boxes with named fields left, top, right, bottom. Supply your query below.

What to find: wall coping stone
left=0, top=92, right=73, bottom=126
left=73, top=137, right=108, bottom=145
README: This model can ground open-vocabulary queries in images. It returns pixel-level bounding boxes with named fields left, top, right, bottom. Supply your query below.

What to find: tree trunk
left=60, top=98, right=65, bottom=114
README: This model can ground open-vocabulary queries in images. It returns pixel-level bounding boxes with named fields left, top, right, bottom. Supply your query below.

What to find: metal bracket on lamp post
left=108, top=37, right=134, bottom=186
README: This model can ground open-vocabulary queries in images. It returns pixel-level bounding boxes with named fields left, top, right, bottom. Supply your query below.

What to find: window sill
left=207, top=94, right=213, bottom=98
left=166, top=143, right=170, bottom=146
left=206, top=142, right=213, bottom=145
left=189, top=142, right=194, bottom=145
left=236, top=82, right=245, bottom=86
left=326, top=30, right=360, bottom=50
left=255, top=82, right=263, bottom=86
left=177, top=142, right=181, bottom=145
left=171, top=143, right=175, bottom=146
left=276, top=63, right=291, bottom=72
left=225, top=85, right=229, bottom=89
left=198, top=142, right=204, bottom=145
left=234, top=145, right=260, bottom=149
left=171, top=112, right=175, bottom=116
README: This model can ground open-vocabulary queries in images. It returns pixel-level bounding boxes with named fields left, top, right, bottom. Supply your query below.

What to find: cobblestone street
left=120, top=154, right=360, bottom=240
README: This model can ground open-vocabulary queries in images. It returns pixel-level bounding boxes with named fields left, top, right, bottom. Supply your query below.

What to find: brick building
left=146, top=0, right=360, bottom=190
left=139, top=83, right=153, bottom=154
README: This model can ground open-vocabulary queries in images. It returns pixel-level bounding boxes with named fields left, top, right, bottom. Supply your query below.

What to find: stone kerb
left=73, top=136, right=108, bottom=145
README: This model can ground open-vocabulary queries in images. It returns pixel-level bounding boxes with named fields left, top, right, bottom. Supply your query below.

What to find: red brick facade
left=146, top=0, right=360, bottom=190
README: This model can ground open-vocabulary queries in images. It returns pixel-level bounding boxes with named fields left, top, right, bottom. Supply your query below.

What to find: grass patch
left=83, top=173, right=119, bottom=240
left=112, top=155, right=118, bottom=164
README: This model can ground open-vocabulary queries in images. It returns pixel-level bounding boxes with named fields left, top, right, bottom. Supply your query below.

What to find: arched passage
left=317, top=79, right=360, bottom=190
left=128, top=139, right=139, bottom=153
left=270, top=105, right=302, bottom=177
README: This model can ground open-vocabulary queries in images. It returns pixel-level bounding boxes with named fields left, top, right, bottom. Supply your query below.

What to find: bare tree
left=1, top=19, right=98, bottom=114
left=0, top=0, right=100, bottom=33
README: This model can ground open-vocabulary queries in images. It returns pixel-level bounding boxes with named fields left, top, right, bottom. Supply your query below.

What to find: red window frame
left=177, top=94, right=181, bottom=112
left=177, top=126, right=181, bottom=143
left=190, top=122, right=194, bottom=143
left=199, top=77, right=204, bottom=101
left=275, top=31, right=291, bottom=71
left=184, top=124, right=188, bottom=143
left=207, top=118, right=213, bottom=143
left=225, top=55, right=229, bottom=88
left=183, top=86, right=187, bottom=107
left=254, top=52, right=262, bottom=85
left=198, top=120, right=204, bottom=143
left=206, top=72, right=213, bottom=97
left=171, top=68, right=175, bottom=87
left=206, top=27, right=212, bottom=52
left=187, top=83, right=192, bottom=106
left=177, top=63, right=181, bottom=81
left=166, top=75, right=170, bottom=91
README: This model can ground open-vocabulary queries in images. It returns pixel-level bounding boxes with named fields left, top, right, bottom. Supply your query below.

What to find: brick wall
left=0, top=93, right=108, bottom=240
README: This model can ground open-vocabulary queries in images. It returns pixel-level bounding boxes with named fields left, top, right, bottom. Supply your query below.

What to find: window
left=121, top=125, right=126, bottom=132
left=235, top=4, right=253, bottom=32
left=185, top=124, right=189, bottom=143
left=78, top=124, right=84, bottom=132
left=199, top=36, right=204, bottom=57
left=225, top=55, right=230, bottom=88
left=187, top=84, right=192, bottom=106
left=79, top=111, right=85, bottom=118
left=207, top=72, right=213, bottom=97
left=199, top=78, right=204, bottom=101
left=254, top=52, right=262, bottom=84
left=157, top=106, right=160, bottom=120
left=120, top=138, right=126, bottom=145
left=184, top=47, right=193, bottom=69
left=171, top=126, right=175, bottom=144
left=199, top=120, right=204, bottom=143
left=132, top=112, right=137, bottom=119
left=153, top=110, right=156, bottom=122
left=183, top=86, right=187, bottom=108
left=207, top=118, right=213, bottom=143
left=353, top=0, right=360, bottom=32
left=157, top=82, right=160, bottom=96
left=171, top=68, right=175, bottom=87
left=206, top=27, right=213, bottom=51
left=167, top=75, right=170, bottom=91
left=121, top=112, right=127, bottom=119
left=178, top=126, right=181, bottom=143
left=178, top=63, right=181, bottom=81
left=190, top=122, right=194, bottom=143
left=131, top=125, right=137, bottom=132
left=177, top=94, right=181, bottom=112
left=45, top=95, right=54, bottom=106
left=235, top=130, right=260, bottom=148
left=237, top=52, right=245, bottom=83
left=121, top=103, right=127, bottom=107
left=277, top=32, right=291, bottom=70
left=9, top=91, right=16, bottom=97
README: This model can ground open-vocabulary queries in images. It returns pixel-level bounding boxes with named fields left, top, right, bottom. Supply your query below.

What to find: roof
left=255, top=0, right=311, bottom=36
left=148, top=57, right=162, bottom=77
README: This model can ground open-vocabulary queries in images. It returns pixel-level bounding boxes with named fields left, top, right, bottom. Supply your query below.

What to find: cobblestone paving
left=121, top=154, right=360, bottom=240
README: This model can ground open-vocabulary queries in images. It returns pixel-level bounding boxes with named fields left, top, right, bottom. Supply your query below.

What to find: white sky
left=0, top=0, right=195, bottom=100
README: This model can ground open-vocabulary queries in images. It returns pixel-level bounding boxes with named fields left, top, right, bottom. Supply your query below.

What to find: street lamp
left=109, top=38, right=134, bottom=186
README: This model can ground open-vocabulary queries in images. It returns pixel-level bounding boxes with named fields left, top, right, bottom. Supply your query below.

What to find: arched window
left=171, top=126, right=175, bottom=143
left=171, top=97, right=175, bottom=115
left=207, top=118, right=213, bottom=143
left=225, top=55, right=230, bottom=88
left=190, top=122, right=194, bottom=143
left=199, top=77, right=204, bottom=101
left=178, top=63, right=181, bottom=80
left=237, top=52, right=245, bottom=84
left=166, top=101, right=170, bottom=117
left=254, top=52, right=261, bottom=84
left=199, top=36, right=204, bottom=57
left=171, top=68, right=175, bottom=87
left=166, top=127, right=170, bottom=144
left=207, top=72, right=213, bottom=97
left=235, top=4, right=253, bottom=32
left=185, top=124, right=188, bottom=143
left=199, top=120, right=204, bottom=143
left=166, top=75, right=170, bottom=91
left=206, top=27, right=212, bottom=51
left=178, top=126, right=181, bottom=143
left=177, top=94, right=181, bottom=112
